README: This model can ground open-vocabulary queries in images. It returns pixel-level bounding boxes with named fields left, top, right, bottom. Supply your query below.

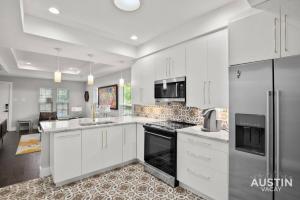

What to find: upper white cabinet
left=132, top=30, right=228, bottom=109
left=186, top=36, right=207, bottom=108
left=186, top=29, right=228, bottom=108
left=230, top=1, right=300, bottom=66
left=122, top=124, right=137, bottom=162
left=206, top=30, right=229, bottom=108
left=131, top=55, right=155, bottom=105
left=229, top=11, right=281, bottom=65
left=281, top=0, right=300, bottom=57
left=155, top=44, right=186, bottom=80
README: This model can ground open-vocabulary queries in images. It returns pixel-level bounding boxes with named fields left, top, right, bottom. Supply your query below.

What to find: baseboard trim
left=40, top=166, right=51, bottom=178
left=54, top=159, right=139, bottom=186
left=9, top=127, right=16, bottom=132
left=179, top=182, right=213, bottom=200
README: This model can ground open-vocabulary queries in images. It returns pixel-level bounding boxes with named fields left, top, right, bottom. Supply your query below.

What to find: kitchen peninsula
left=39, top=116, right=161, bottom=186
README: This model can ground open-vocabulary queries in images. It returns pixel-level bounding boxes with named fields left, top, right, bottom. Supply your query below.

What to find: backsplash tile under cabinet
left=134, top=104, right=228, bottom=130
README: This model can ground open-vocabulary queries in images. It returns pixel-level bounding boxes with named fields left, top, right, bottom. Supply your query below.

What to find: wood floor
left=0, top=131, right=40, bottom=188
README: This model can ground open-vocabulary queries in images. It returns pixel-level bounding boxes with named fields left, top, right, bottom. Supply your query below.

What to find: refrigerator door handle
left=266, top=90, right=272, bottom=177
left=276, top=90, right=280, bottom=178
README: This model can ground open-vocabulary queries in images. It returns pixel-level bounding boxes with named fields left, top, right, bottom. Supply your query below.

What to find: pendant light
left=119, top=72, right=124, bottom=87
left=87, top=54, right=94, bottom=85
left=54, top=48, right=62, bottom=83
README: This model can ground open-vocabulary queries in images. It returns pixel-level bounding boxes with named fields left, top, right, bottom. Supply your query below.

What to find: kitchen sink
left=79, top=121, right=114, bottom=126
left=95, top=121, right=114, bottom=125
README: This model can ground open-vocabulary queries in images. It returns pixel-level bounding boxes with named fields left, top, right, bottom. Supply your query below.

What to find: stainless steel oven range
left=143, top=121, right=195, bottom=187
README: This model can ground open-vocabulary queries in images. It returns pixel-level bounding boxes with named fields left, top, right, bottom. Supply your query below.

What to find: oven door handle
left=145, top=131, right=173, bottom=140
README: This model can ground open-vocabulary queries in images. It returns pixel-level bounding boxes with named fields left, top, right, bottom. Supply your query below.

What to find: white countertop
left=40, top=116, right=162, bottom=133
left=177, top=125, right=229, bottom=143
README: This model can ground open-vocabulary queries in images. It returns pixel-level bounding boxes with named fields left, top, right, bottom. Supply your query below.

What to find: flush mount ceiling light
left=48, top=7, right=60, bottom=15
left=113, top=0, right=141, bottom=12
left=130, top=35, right=138, bottom=40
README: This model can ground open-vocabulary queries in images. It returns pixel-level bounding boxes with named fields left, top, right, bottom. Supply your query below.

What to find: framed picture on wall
left=98, top=84, right=118, bottom=110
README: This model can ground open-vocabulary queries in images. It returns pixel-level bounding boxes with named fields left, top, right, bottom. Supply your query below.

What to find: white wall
left=0, top=76, right=86, bottom=130
left=85, top=68, right=131, bottom=117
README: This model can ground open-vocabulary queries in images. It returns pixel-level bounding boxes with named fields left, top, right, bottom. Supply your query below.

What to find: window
left=123, top=83, right=132, bottom=115
left=57, top=88, right=69, bottom=118
left=123, top=83, right=131, bottom=106
left=39, top=88, right=52, bottom=112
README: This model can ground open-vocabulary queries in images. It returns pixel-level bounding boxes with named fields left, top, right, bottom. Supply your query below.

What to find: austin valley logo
left=250, top=175, right=293, bottom=192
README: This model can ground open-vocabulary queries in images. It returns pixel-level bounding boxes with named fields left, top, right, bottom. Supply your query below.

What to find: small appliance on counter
left=201, top=108, right=221, bottom=132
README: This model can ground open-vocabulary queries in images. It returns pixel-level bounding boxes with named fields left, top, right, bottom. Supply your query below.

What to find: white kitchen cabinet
left=155, top=51, right=170, bottom=80
left=281, top=0, right=300, bottom=57
left=52, top=130, right=82, bottom=184
left=82, top=128, right=103, bottom=174
left=177, top=132, right=229, bottom=200
left=102, top=126, right=123, bottom=168
left=131, top=60, right=142, bottom=105
left=186, top=29, right=228, bottom=108
left=136, top=124, right=145, bottom=162
left=155, top=45, right=186, bottom=80
left=122, top=124, right=137, bottom=162
left=131, top=55, right=155, bottom=105
left=206, top=30, right=229, bottom=108
left=186, top=36, right=207, bottom=108
left=167, top=45, right=186, bottom=78
left=229, top=11, right=281, bottom=65
left=82, top=126, right=123, bottom=175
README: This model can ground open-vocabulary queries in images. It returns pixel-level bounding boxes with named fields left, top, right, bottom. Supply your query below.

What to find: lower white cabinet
left=51, top=124, right=137, bottom=185
left=103, top=126, right=123, bottom=167
left=177, top=133, right=229, bottom=200
left=52, top=130, right=82, bottom=184
left=122, top=124, right=137, bottom=162
left=82, top=126, right=123, bottom=174
left=82, top=128, right=102, bottom=174
left=136, top=124, right=145, bottom=162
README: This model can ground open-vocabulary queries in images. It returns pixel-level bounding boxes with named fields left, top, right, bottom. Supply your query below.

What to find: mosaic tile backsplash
left=133, top=104, right=228, bottom=129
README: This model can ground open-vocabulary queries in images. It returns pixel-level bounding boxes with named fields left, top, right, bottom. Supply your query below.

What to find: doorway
left=0, top=81, right=12, bottom=131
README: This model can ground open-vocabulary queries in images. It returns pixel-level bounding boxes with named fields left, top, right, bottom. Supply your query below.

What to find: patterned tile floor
left=0, top=163, right=205, bottom=200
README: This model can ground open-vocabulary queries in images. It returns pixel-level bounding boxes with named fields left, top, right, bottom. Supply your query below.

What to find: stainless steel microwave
left=154, top=77, right=186, bottom=103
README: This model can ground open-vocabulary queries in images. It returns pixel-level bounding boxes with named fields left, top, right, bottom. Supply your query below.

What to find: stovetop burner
left=146, top=120, right=196, bottom=130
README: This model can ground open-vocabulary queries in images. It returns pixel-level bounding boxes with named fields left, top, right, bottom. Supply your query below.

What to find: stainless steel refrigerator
left=229, top=55, right=300, bottom=200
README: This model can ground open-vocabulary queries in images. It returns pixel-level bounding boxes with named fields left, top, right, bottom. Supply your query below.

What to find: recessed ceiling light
left=113, top=0, right=141, bottom=12
left=48, top=7, right=60, bottom=15
left=130, top=35, right=138, bottom=40
left=26, top=62, right=31, bottom=65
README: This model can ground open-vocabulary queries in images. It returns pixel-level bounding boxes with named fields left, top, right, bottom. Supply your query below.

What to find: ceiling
left=12, top=49, right=116, bottom=76
left=0, top=0, right=238, bottom=81
left=23, top=0, right=236, bottom=45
